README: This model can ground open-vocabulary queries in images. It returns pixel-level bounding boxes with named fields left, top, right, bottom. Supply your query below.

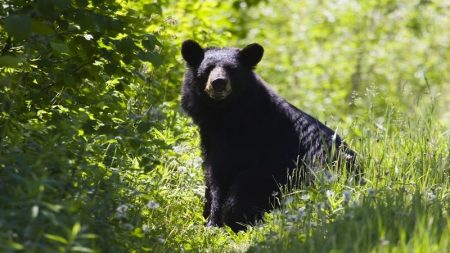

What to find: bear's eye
left=205, top=65, right=215, bottom=74
left=223, top=65, right=238, bottom=73
left=197, top=65, right=214, bottom=78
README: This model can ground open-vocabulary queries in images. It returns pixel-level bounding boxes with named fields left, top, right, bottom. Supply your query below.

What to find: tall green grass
left=6, top=94, right=444, bottom=253
left=142, top=96, right=449, bottom=252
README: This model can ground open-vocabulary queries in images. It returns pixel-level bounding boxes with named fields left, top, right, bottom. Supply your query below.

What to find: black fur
left=181, top=40, right=356, bottom=232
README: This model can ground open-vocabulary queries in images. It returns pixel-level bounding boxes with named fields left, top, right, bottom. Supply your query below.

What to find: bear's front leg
left=205, top=184, right=223, bottom=227
left=221, top=171, right=280, bottom=232
left=203, top=185, right=212, bottom=221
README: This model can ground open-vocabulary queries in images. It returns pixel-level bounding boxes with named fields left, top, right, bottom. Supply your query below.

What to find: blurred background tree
left=238, top=0, right=449, bottom=126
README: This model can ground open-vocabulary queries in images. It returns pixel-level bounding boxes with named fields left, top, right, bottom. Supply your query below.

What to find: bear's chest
left=200, top=117, right=300, bottom=174
left=202, top=123, right=261, bottom=160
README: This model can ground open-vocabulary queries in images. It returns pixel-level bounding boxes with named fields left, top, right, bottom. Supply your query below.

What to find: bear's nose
left=211, top=78, right=227, bottom=91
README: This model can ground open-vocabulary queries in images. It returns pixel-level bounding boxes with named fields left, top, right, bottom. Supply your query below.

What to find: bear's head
left=181, top=40, right=264, bottom=101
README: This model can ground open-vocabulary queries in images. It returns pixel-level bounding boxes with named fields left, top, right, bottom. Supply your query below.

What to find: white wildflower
left=325, top=172, right=338, bottom=183
left=193, top=157, right=202, bottom=168
left=317, top=202, right=326, bottom=210
left=343, top=190, right=352, bottom=204
left=368, top=188, right=376, bottom=197
left=177, top=166, right=187, bottom=173
left=394, top=165, right=399, bottom=174
left=283, top=196, right=294, bottom=205
left=426, top=191, right=436, bottom=201
left=287, top=214, right=298, bottom=222
left=325, top=190, right=334, bottom=198
left=31, top=205, right=39, bottom=219
left=173, top=144, right=188, bottom=154
left=375, top=122, right=385, bottom=131
left=147, top=201, right=160, bottom=209
left=116, top=204, right=128, bottom=218
left=301, top=194, right=310, bottom=201
left=83, top=34, right=94, bottom=40
left=298, top=207, right=306, bottom=218
left=380, top=239, right=390, bottom=246
left=123, top=223, right=134, bottom=230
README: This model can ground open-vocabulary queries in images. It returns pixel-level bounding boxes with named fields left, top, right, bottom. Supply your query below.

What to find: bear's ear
left=239, top=43, right=264, bottom=68
left=181, top=40, right=204, bottom=67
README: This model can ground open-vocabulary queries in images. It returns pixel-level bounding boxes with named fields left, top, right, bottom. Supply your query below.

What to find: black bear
left=180, top=40, right=356, bottom=232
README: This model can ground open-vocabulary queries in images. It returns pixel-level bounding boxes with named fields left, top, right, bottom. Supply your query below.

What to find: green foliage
left=0, top=0, right=171, bottom=250
left=247, top=101, right=450, bottom=252
left=0, top=0, right=449, bottom=252
left=240, top=0, right=450, bottom=122
left=0, top=0, right=251, bottom=251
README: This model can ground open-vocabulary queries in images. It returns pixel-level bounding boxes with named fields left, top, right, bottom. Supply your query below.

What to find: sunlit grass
left=146, top=99, right=449, bottom=253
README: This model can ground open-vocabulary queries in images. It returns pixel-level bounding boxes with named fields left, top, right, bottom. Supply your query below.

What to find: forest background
left=1, top=0, right=449, bottom=252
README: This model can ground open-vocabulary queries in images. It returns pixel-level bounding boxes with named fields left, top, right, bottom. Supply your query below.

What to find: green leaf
left=71, top=222, right=81, bottom=240
left=43, top=202, right=64, bottom=212
left=7, top=242, right=24, bottom=250
left=50, top=41, right=71, bottom=54
left=137, top=121, right=152, bottom=133
left=0, top=55, right=20, bottom=67
left=4, top=15, right=32, bottom=40
left=37, top=0, right=55, bottom=17
left=75, top=0, right=88, bottom=8
left=142, top=35, right=161, bottom=51
left=122, top=55, right=133, bottom=64
left=142, top=39, right=155, bottom=51
left=138, top=51, right=163, bottom=67
left=80, top=233, right=98, bottom=239
left=104, top=63, right=118, bottom=75
left=117, top=38, right=135, bottom=55
left=71, top=246, right=94, bottom=252
left=32, top=20, right=54, bottom=35
left=45, top=234, right=68, bottom=244
left=143, top=4, right=162, bottom=15
left=53, top=0, right=72, bottom=11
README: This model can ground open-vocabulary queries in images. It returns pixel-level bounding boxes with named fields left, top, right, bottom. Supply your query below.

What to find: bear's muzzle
left=205, top=67, right=232, bottom=100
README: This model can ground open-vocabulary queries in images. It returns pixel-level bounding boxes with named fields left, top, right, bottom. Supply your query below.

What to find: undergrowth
left=137, top=97, right=449, bottom=252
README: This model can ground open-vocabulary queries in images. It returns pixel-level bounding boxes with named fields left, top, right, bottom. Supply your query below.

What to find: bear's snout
left=205, top=67, right=232, bottom=100
left=211, top=78, right=227, bottom=91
